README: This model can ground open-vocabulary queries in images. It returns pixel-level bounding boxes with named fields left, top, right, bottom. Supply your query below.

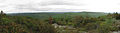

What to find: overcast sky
left=0, top=0, right=120, bottom=13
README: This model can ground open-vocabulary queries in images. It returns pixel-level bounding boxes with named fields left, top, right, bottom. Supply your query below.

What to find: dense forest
left=1, top=12, right=120, bottom=33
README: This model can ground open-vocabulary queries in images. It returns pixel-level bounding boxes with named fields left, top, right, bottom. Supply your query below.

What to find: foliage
left=0, top=15, right=56, bottom=33
left=6, top=12, right=120, bottom=33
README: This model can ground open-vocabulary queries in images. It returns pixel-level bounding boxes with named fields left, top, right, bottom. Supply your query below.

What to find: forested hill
left=8, top=12, right=107, bottom=19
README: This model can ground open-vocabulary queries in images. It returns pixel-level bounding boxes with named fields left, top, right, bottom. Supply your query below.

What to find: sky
left=0, top=0, right=120, bottom=13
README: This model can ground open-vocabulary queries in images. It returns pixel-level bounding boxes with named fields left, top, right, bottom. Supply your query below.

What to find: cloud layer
left=0, top=0, right=120, bottom=13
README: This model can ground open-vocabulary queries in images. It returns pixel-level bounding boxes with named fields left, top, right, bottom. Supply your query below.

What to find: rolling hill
left=8, top=12, right=108, bottom=19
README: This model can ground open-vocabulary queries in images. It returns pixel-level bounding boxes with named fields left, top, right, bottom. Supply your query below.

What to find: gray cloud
left=15, top=4, right=86, bottom=11
left=12, top=0, right=85, bottom=11
left=0, top=0, right=7, bottom=3
left=40, top=0, right=85, bottom=6
left=0, top=0, right=118, bottom=13
left=0, top=0, right=87, bottom=13
left=13, top=1, right=84, bottom=11
left=15, top=3, right=52, bottom=11
left=51, top=8, right=87, bottom=11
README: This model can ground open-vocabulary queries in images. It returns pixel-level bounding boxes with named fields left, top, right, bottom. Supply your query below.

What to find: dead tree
left=49, top=16, right=53, bottom=24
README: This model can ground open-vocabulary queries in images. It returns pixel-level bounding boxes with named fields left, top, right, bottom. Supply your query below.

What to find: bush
left=0, top=15, right=56, bottom=33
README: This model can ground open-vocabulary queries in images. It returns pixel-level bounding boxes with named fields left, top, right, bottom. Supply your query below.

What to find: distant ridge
left=8, top=12, right=107, bottom=19
left=8, top=11, right=105, bottom=14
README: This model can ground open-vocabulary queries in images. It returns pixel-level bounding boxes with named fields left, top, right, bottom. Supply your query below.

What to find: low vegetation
left=1, top=12, right=120, bottom=33
left=0, top=14, right=56, bottom=33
